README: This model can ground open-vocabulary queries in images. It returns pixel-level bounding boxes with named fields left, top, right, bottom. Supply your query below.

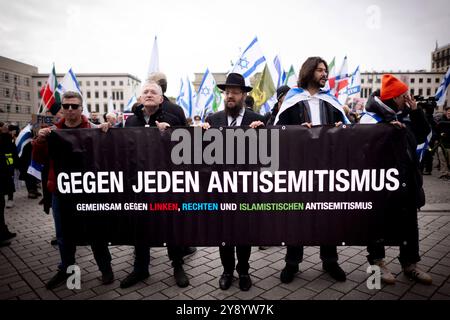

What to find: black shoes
left=323, top=262, right=346, bottom=282
left=46, top=270, right=70, bottom=289
left=219, top=273, right=252, bottom=291
left=238, top=274, right=252, bottom=291
left=219, top=273, right=233, bottom=290
left=181, top=247, right=197, bottom=257
left=120, top=271, right=149, bottom=289
left=174, top=265, right=189, bottom=288
left=101, top=269, right=115, bottom=285
left=280, top=265, right=299, bottom=284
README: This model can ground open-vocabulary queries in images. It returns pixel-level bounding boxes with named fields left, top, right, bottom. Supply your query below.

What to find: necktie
left=230, top=117, right=237, bottom=126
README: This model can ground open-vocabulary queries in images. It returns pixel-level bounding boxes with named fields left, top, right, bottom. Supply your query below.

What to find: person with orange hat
left=363, top=74, right=432, bottom=285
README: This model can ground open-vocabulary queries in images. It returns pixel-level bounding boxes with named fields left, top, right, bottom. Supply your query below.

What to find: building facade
left=360, top=70, right=449, bottom=110
left=0, top=56, right=38, bottom=127
left=32, top=73, right=141, bottom=116
left=431, top=43, right=450, bottom=72
left=1, top=55, right=141, bottom=128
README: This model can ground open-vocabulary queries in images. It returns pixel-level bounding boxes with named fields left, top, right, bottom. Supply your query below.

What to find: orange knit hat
left=380, top=74, right=408, bottom=101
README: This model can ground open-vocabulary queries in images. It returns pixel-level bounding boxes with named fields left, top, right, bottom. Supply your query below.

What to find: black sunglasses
left=62, top=103, right=81, bottom=110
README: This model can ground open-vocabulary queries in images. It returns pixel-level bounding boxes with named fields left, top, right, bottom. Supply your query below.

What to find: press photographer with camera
left=437, top=107, right=450, bottom=178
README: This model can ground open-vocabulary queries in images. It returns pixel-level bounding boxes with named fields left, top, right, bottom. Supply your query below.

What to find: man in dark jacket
left=204, top=73, right=265, bottom=292
left=275, top=57, right=347, bottom=284
left=33, top=91, right=114, bottom=289
left=120, top=81, right=191, bottom=289
left=363, top=74, right=432, bottom=285
left=265, top=85, right=290, bottom=125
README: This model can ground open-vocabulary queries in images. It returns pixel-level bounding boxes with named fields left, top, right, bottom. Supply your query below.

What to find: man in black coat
left=120, top=81, right=190, bottom=289
left=204, top=73, right=264, bottom=291
left=275, top=57, right=347, bottom=284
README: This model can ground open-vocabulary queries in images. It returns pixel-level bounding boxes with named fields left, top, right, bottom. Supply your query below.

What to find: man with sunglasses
left=33, top=91, right=114, bottom=289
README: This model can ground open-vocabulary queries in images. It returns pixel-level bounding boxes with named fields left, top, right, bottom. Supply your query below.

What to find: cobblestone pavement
left=1, top=173, right=449, bottom=300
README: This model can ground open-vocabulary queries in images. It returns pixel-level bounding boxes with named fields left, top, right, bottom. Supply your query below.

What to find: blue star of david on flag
left=238, top=57, right=249, bottom=69
left=201, top=87, right=211, bottom=96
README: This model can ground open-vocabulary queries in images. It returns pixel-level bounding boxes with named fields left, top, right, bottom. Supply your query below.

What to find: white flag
left=147, top=36, right=159, bottom=77
left=176, top=76, right=196, bottom=118
left=436, top=66, right=450, bottom=107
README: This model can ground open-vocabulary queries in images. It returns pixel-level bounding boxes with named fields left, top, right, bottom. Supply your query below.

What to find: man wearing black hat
left=204, top=73, right=264, bottom=291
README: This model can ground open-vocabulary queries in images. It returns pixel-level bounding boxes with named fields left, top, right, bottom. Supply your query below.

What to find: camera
left=414, top=95, right=437, bottom=115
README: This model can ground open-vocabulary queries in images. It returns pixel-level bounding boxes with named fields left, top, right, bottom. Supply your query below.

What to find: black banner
left=49, top=124, right=414, bottom=246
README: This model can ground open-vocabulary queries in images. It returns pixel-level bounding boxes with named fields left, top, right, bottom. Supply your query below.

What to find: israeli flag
left=231, top=36, right=266, bottom=83
left=124, top=95, right=137, bottom=113
left=57, top=68, right=90, bottom=118
left=176, top=76, right=196, bottom=118
left=196, top=68, right=216, bottom=119
left=347, top=66, right=361, bottom=96
left=273, top=55, right=286, bottom=88
left=435, top=66, right=450, bottom=107
left=15, top=124, right=32, bottom=158
left=274, top=87, right=350, bottom=125
left=27, top=159, right=43, bottom=181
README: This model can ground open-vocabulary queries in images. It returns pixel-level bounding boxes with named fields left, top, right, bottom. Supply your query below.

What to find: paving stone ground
left=1, top=171, right=449, bottom=300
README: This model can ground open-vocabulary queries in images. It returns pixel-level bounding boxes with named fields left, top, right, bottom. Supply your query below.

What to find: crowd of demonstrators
left=363, top=74, right=432, bottom=285
left=421, top=103, right=440, bottom=175
left=0, top=122, right=17, bottom=245
left=7, top=60, right=442, bottom=292
left=202, top=73, right=265, bottom=292
left=32, top=91, right=114, bottom=289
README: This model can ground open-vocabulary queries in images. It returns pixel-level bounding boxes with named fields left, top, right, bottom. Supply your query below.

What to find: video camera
left=414, top=95, right=437, bottom=115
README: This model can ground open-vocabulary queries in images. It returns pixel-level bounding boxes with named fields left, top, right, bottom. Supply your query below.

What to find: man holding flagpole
left=275, top=57, right=348, bottom=283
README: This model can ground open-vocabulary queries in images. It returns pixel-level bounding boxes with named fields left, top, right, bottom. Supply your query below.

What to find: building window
left=410, top=78, right=415, bottom=83
left=419, top=78, right=423, bottom=83
left=410, top=89, right=414, bottom=96
left=436, top=78, right=440, bottom=83
left=427, top=78, right=431, bottom=83
left=95, top=91, right=99, bottom=98
left=120, top=103, right=124, bottom=111
left=418, top=88, right=423, bottom=95
left=376, top=78, right=381, bottom=84
left=5, top=88, right=10, bottom=98
left=119, top=81, right=124, bottom=86
left=24, top=78, right=30, bottom=86
left=94, top=81, right=99, bottom=86
left=6, top=104, right=11, bottom=112
left=112, top=92, right=115, bottom=100
left=87, top=91, right=91, bottom=98
left=103, top=91, right=107, bottom=98
left=79, top=81, right=82, bottom=86
left=103, top=103, right=107, bottom=112
left=426, top=88, right=431, bottom=96
left=120, top=92, right=124, bottom=100
left=87, top=103, right=91, bottom=111
left=368, top=79, right=373, bottom=84
left=37, top=81, right=42, bottom=87
left=26, top=92, right=30, bottom=101
left=3, top=73, right=9, bottom=82
left=103, top=81, right=107, bottom=86
left=111, top=81, right=115, bottom=86
left=15, top=105, right=20, bottom=113
left=86, top=81, right=91, bottom=86
left=23, top=106, right=31, bottom=114
left=14, top=75, right=19, bottom=84
left=95, top=104, right=99, bottom=112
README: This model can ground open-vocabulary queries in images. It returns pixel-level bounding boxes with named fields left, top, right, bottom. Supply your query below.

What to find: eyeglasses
left=61, top=103, right=81, bottom=110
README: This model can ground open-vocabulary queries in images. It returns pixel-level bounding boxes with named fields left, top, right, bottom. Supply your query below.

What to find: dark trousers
left=367, top=209, right=420, bottom=267
left=52, top=195, right=112, bottom=273
left=285, top=245, right=338, bottom=267
left=219, top=245, right=251, bottom=275
left=133, top=245, right=184, bottom=274
left=0, top=194, right=6, bottom=231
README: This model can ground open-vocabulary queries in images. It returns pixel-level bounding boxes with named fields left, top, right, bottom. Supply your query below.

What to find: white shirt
left=227, top=107, right=246, bottom=126
left=308, top=95, right=321, bottom=125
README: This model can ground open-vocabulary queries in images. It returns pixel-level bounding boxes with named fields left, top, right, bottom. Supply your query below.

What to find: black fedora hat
left=217, top=73, right=252, bottom=92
